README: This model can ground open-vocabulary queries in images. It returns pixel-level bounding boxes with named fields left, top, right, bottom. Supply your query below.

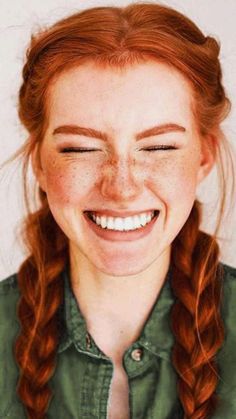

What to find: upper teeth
left=90, top=211, right=155, bottom=231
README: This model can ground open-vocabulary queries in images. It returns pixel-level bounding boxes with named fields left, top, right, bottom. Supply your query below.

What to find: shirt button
left=131, top=348, right=143, bottom=361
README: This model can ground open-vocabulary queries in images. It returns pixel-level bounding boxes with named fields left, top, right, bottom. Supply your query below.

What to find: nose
left=99, top=155, right=143, bottom=202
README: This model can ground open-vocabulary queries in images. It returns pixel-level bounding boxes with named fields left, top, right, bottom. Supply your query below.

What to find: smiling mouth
left=84, top=210, right=159, bottom=232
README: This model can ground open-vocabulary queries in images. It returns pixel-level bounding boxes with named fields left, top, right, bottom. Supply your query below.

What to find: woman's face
left=35, top=60, right=214, bottom=276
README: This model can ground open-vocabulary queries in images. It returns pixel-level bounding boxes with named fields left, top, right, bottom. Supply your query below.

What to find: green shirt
left=0, top=263, right=236, bottom=418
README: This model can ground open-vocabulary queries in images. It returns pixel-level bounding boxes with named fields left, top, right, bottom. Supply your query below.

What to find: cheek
left=145, top=154, right=200, bottom=203
left=43, top=158, right=101, bottom=205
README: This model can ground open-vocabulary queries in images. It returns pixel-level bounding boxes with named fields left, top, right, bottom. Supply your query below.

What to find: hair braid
left=14, top=191, right=68, bottom=418
left=170, top=200, right=225, bottom=418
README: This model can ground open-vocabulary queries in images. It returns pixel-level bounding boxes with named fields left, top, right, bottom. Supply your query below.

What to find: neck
left=69, top=245, right=171, bottom=357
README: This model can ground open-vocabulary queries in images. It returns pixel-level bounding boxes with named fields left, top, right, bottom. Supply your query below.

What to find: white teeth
left=101, top=216, right=107, bottom=229
left=133, top=215, right=141, bottom=229
left=123, top=217, right=133, bottom=231
left=107, top=217, right=114, bottom=230
left=114, top=217, right=124, bottom=231
left=90, top=211, right=156, bottom=231
left=140, top=213, right=147, bottom=226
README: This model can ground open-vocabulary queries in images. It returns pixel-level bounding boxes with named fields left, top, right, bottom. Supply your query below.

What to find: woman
left=0, top=2, right=235, bottom=418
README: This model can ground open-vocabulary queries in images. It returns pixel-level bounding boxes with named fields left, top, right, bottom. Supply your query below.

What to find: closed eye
left=142, top=145, right=177, bottom=151
left=60, top=147, right=100, bottom=153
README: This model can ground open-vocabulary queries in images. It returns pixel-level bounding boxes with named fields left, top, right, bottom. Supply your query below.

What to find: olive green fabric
left=0, top=263, right=236, bottom=418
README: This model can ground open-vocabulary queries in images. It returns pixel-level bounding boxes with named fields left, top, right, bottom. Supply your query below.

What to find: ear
left=197, top=134, right=217, bottom=184
left=31, top=142, right=47, bottom=193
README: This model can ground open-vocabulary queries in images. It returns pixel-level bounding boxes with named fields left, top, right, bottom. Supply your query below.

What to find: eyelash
left=60, top=146, right=177, bottom=153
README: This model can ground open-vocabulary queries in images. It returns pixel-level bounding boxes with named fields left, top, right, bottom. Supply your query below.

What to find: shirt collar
left=58, top=266, right=175, bottom=361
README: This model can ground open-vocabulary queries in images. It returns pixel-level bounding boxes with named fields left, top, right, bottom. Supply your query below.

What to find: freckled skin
left=36, top=60, right=214, bottom=277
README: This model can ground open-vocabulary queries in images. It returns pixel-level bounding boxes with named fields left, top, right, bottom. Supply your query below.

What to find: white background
left=0, top=0, right=236, bottom=280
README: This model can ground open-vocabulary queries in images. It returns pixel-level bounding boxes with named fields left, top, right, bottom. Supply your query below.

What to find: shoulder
left=219, top=262, right=236, bottom=327
left=0, top=274, right=24, bottom=416
left=217, top=261, right=236, bottom=360
left=221, top=262, right=236, bottom=281
left=0, top=272, right=20, bottom=357
left=220, top=263, right=236, bottom=324
left=220, top=262, right=236, bottom=307
left=214, top=263, right=236, bottom=415
left=0, top=272, right=19, bottom=294
left=0, top=273, right=20, bottom=323
left=0, top=272, right=20, bottom=338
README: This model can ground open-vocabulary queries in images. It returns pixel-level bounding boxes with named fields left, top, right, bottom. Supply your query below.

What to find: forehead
left=47, top=60, right=195, bottom=132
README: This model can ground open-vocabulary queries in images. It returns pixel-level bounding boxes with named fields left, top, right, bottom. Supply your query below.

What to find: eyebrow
left=52, top=123, right=186, bottom=141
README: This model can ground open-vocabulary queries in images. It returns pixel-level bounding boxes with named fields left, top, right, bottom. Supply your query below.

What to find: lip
left=84, top=209, right=157, bottom=217
left=83, top=210, right=159, bottom=242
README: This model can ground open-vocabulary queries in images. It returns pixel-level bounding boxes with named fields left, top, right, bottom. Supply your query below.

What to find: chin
left=93, top=257, right=154, bottom=277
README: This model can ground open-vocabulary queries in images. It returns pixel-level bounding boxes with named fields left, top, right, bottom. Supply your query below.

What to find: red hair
left=7, top=3, right=235, bottom=418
